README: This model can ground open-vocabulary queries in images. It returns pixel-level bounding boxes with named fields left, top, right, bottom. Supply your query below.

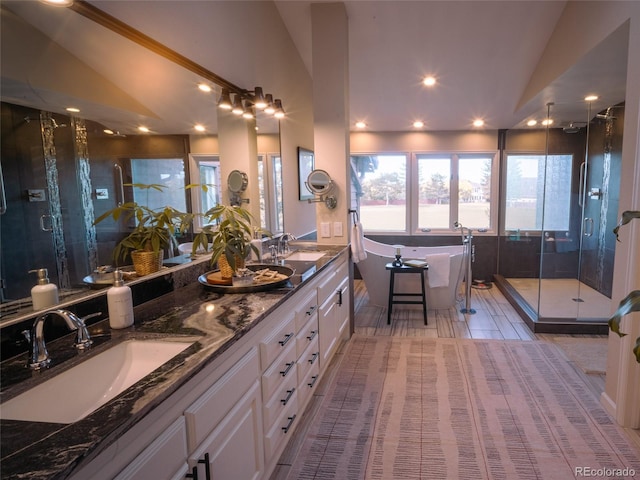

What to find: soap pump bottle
left=250, top=230, right=263, bottom=262
left=29, top=268, right=59, bottom=311
left=107, top=269, right=134, bottom=329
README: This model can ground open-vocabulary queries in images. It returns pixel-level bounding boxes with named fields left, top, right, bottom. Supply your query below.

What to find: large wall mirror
left=0, top=1, right=282, bottom=319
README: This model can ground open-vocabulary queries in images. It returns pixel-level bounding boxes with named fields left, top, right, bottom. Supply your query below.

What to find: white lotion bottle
left=250, top=237, right=263, bottom=262
left=107, top=270, right=134, bottom=329
left=29, top=268, right=59, bottom=311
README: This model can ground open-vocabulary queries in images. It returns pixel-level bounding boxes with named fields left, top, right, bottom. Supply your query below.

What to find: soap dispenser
left=107, top=269, right=134, bottom=329
left=250, top=230, right=263, bottom=262
left=29, top=268, right=59, bottom=311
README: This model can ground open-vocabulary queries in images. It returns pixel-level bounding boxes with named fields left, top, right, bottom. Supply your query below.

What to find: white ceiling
left=1, top=1, right=629, bottom=134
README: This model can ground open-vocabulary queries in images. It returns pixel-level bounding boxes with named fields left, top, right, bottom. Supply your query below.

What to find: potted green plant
left=192, top=204, right=265, bottom=279
left=94, top=183, right=194, bottom=276
left=608, top=210, right=640, bottom=362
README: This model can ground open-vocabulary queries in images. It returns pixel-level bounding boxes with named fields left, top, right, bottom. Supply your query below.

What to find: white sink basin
left=285, top=251, right=326, bottom=262
left=0, top=340, right=193, bottom=424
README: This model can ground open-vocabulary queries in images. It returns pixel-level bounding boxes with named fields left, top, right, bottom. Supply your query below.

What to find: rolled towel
left=425, top=253, right=450, bottom=288
left=351, top=222, right=367, bottom=263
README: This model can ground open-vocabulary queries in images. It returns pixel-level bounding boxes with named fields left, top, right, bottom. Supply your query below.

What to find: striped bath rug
left=286, top=336, right=640, bottom=479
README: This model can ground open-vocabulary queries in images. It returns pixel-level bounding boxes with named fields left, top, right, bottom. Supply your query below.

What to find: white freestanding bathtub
left=357, top=237, right=466, bottom=310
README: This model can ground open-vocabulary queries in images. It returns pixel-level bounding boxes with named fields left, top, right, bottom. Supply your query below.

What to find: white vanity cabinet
left=113, top=417, right=189, bottom=480
left=318, top=256, right=350, bottom=368
left=74, top=249, right=350, bottom=480
left=184, top=347, right=264, bottom=480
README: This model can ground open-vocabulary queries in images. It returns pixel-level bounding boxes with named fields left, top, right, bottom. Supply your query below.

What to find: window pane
left=417, top=156, right=450, bottom=229
left=198, top=162, right=220, bottom=220
left=272, top=156, right=283, bottom=232
left=131, top=158, right=186, bottom=212
left=505, top=154, right=572, bottom=231
left=257, top=156, right=266, bottom=228
left=352, top=154, right=406, bottom=231
left=458, top=157, right=492, bottom=229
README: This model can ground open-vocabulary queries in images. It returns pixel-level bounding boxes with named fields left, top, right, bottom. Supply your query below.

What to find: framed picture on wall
left=298, top=147, right=315, bottom=201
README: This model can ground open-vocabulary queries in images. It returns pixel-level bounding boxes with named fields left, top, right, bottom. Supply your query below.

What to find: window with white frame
left=350, top=153, right=496, bottom=234
left=416, top=154, right=494, bottom=231
left=504, top=154, right=573, bottom=231
left=258, top=154, right=283, bottom=235
left=188, top=155, right=221, bottom=231
left=351, top=154, right=407, bottom=232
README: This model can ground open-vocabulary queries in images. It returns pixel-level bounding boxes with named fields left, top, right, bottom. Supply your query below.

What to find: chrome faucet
left=27, top=309, right=94, bottom=370
left=279, top=233, right=297, bottom=256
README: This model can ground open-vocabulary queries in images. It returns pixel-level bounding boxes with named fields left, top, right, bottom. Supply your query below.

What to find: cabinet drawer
left=294, top=288, right=318, bottom=332
left=114, top=417, right=187, bottom=480
left=262, top=369, right=298, bottom=431
left=264, top=396, right=299, bottom=461
left=296, top=315, right=319, bottom=358
left=317, top=255, right=347, bottom=303
left=297, top=359, right=320, bottom=408
left=261, top=339, right=297, bottom=401
left=296, top=335, right=320, bottom=384
left=184, top=347, right=260, bottom=452
left=259, top=311, right=296, bottom=370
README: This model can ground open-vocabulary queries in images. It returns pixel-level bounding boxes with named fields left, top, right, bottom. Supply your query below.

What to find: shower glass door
left=538, top=102, right=621, bottom=322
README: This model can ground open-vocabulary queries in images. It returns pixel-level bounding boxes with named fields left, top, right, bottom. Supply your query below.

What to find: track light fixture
left=263, top=94, right=275, bottom=115
left=217, top=86, right=285, bottom=120
left=273, top=99, right=285, bottom=119
left=252, top=87, right=267, bottom=109
left=231, top=94, right=244, bottom=115
left=217, top=88, right=232, bottom=110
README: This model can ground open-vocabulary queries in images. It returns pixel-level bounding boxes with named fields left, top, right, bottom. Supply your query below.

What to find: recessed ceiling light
left=584, top=95, right=599, bottom=102
left=39, top=0, right=74, bottom=6
left=472, top=119, right=484, bottom=128
left=355, top=121, right=367, bottom=129
left=65, top=107, right=80, bottom=113
left=527, top=119, right=537, bottom=127
left=541, top=119, right=553, bottom=126
left=413, top=121, right=424, bottom=128
left=103, top=129, right=114, bottom=135
left=194, top=124, right=205, bottom=132
left=422, top=76, right=436, bottom=87
left=198, top=83, right=212, bottom=93
left=138, top=126, right=150, bottom=133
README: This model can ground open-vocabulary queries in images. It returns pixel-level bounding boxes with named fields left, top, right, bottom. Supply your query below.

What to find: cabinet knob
left=278, top=332, right=294, bottom=346
left=185, top=466, right=198, bottom=480
left=197, top=453, right=211, bottom=480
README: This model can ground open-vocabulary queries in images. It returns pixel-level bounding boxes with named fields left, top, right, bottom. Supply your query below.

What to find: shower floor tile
left=505, top=278, right=612, bottom=319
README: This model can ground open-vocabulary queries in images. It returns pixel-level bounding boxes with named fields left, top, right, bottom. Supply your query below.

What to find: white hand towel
left=351, top=222, right=367, bottom=263
left=425, top=253, right=450, bottom=288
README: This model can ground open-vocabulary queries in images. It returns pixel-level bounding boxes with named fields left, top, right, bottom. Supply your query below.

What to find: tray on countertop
left=198, top=264, right=295, bottom=293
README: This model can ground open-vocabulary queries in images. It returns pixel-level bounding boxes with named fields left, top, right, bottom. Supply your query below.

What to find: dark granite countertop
left=0, top=244, right=347, bottom=480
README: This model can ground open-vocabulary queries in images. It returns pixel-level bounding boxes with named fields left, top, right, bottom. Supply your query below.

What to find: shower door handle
left=40, top=214, right=53, bottom=232
left=114, top=163, right=124, bottom=206
left=583, top=217, right=594, bottom=237
left=578, top=162, right=586, bottom=207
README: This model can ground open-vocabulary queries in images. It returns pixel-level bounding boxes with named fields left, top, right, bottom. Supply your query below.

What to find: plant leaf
left=613, top=210, right=640, bottom=241
left=608, top=290, right=640, bottom=337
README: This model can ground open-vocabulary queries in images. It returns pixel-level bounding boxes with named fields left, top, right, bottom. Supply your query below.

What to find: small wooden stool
left=385, top=263, right=429, bottom=325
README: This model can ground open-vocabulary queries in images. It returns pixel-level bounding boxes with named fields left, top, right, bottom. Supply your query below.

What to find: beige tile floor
left=506, top=277, right=612, bottom=319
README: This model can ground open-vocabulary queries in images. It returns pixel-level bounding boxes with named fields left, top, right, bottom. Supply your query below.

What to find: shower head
left=562, top=121, right=586, bottom=134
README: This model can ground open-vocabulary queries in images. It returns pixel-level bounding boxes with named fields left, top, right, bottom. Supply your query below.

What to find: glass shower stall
left=496, top=101, right=624, bottom=332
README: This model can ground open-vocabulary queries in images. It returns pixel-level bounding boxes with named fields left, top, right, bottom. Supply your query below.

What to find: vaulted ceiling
left=1, top=1, right=629, bottom=134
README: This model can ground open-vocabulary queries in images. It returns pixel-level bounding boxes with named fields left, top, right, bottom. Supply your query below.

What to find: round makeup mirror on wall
left=228, top=170, right=248, bottom=206
left=305, top=169, right=337, bottom=209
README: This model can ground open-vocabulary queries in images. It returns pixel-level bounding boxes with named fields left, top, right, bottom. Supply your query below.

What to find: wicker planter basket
left=131, top=250, right=164, bottom=276
left=218, top=254, right=245, bottom=279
